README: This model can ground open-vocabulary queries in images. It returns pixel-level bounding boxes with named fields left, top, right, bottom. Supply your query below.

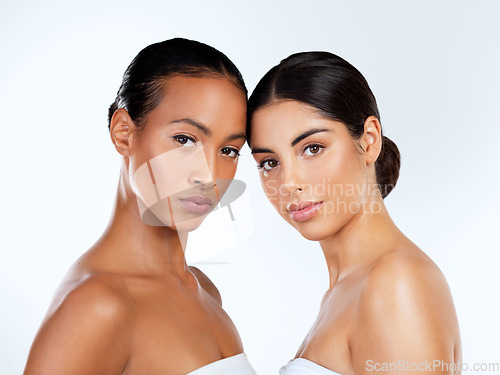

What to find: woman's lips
left=179, top=195, right=214, bottom=214
left=288, top=201, right=324, bottom=222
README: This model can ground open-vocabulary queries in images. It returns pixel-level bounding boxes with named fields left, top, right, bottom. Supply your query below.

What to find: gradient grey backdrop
left=1, top=1, right=499, bottom=374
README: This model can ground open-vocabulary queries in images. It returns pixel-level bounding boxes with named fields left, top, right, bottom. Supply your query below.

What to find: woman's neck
left=319, top=198, right=401, bottom=290
left=94, top=165, right=191, bottom=280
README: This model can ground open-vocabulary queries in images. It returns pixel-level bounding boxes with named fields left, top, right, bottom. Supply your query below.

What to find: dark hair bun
left=375, top=135, right=401, bottom=199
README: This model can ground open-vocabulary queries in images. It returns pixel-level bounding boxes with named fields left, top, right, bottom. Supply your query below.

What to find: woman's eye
left=257, top=159, right=278, bottom=171
left=304, top=144, right=324, bottom=156
left=173, top=135, right=197, bottom=147
left=220, top=147, right=240, bottom=158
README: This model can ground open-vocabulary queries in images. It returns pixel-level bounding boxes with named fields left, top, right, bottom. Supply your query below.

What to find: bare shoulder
left=361, top=247, right=454, bottom=311
left=24, top=273, right=133, bottom=374
left=52, top=273, right=133, bottom=321
left=350, top=246, right=461, bottom=373
left=189, top=266, right=222, bottom=305
left=366, top=246, right=446, bottom=288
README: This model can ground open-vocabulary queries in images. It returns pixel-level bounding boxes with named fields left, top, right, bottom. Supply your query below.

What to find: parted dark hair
left=108, top=37, right=247, bottom=129
left=247, top=52, right=400, bottom=199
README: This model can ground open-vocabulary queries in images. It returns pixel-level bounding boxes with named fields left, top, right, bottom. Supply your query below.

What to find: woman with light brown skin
left=247, top=52, right=461, bottom=375
left=23, top=38, right=257, bottom=375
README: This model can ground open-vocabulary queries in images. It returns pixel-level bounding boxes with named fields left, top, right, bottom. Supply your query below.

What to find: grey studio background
left=1, top=1, right=499, bottom=374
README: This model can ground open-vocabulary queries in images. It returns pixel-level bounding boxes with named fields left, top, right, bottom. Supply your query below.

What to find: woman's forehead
left=145, top=76, right=247, bottom=134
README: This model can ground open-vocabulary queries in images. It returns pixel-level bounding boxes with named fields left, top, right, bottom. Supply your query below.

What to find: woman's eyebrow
left=167, top=119, right=244, bottom=142
left=168, top=118, right=212, bottom=136
left=225, top=132, right=246, bottom=142
left=291, top=128, right=331, bottom=146
left=251, top=147, right=275, bottom=154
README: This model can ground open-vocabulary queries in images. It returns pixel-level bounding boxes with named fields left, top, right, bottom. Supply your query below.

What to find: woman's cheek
left=261, top=175, right=284, bottom=212
left=219, top=162, right=238, bottom=181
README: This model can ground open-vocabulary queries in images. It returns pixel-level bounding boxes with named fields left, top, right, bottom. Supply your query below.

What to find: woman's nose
left=281, top=164, right=304, bottom=196
left=187, top=145, right=217, bottom=187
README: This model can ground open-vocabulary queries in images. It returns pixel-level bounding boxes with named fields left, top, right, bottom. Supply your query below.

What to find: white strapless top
left=186, top=353, right=257, bottom=375
left=280, top=358, right=342, bottom=375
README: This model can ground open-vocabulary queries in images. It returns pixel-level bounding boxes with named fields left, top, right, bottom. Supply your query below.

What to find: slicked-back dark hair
left=108, top=37, right=246, bottom=129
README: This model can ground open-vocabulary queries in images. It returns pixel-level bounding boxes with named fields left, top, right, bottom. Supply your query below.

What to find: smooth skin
left=251, top=100, right=461, bottom=375
left=24, top=76, right=248, bottom=375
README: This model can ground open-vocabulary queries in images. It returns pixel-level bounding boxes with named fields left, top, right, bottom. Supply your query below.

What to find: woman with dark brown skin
left=247, top=52, right=461, bottom=375
left=24, top=38, right=257, bottom=375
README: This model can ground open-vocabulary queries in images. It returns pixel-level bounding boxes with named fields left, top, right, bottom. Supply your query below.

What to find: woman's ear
left=109, top=108, right=134, bottom=157
left=359, top=116, right=382, bottom=165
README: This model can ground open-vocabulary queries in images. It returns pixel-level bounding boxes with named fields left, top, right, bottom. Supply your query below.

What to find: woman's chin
left=138, top=196, right=212, bottom=230
left=139, top=207, right=208, bottom=233
left=284, top=219, right=328, bottom=242
left=170, top=216, right=207, bottom=233
left=296, top=227, right=330, bottom=242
